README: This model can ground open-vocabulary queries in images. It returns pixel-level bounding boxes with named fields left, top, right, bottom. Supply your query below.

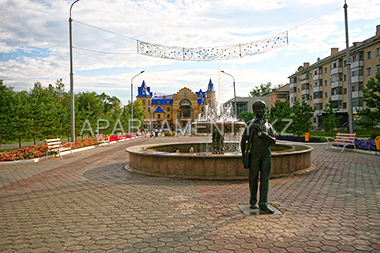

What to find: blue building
left=136, top=79, right=216, bottom=129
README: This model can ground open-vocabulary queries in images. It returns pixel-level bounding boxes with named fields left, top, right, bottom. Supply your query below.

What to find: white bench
left=45, top=138, right=73, bottom=159
left=325, top=133, right=356, bottom=152
left=97, top=134, right=109, bottom=146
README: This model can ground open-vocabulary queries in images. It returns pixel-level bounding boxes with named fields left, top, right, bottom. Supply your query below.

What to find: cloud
left=1, top=0, right=379, bottom=106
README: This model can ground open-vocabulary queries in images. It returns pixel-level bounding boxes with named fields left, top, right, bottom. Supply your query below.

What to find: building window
left=298, top=88, right=300, bottom=93
left=324, top=80, right=327, bottom=86
left=344, top=75, right=346, bottom=81
left=148, top=107, right=150, bottom=112
left=167, top=101, right=170, bottom=104
left=377, top=64, right=380, bottom=73
left=352, top=55, right=357, bottom=61
left=158, top=114, right=161, bottom=119
left=377, top=47, right=380, bottom=56
left=157, top=101, right=161, bottom=105
left=148, top=100, right=150, bottom=105
left=367, top=67, right=371, bottom=76
left=167, top=114, right=170, bottom=118
left=201, top=107, right=204, bottom=112
left=343, top=102, right=347, bottom=109
left=167, top=107, right=170, bottom=112
left=324, top=67, right=327, bottom=74
left=324, top=92, right=327, bottom=98
left=344, top=60, right=346, bottom=67
left=367, top=51, right=371, bottom=59
left=142, top=100, right=145, bottom=105
left=343, top=88, right=347, bottom=94
left=310, top=95, right=313, bottom=100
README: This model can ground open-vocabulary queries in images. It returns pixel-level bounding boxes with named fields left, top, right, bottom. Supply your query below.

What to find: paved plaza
left=0, top=136, right=379, bottom=252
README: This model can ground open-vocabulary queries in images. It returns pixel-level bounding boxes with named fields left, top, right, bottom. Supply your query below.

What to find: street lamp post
left=69, top=0, right=80, bottom=142
left=220, top=70, right=237, bottom=119
left=130, top=71, right=145, bottom=137
left=344, top=1, right=354, bottom=134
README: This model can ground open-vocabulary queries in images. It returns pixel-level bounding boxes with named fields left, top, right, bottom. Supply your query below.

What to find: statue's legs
left=258, top=155, right=272, bottom=208
left=249, top=154, right=272, bottom=208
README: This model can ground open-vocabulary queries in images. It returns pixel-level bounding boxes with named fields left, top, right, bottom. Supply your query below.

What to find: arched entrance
left=177, top=99, right=194, bottom=129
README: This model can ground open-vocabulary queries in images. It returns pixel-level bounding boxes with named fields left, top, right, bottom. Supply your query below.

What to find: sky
left=1, top=0, right=380, bottom=105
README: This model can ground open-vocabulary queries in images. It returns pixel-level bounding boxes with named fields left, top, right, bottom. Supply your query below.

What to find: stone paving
left=0, top=136, right=379, bottom=252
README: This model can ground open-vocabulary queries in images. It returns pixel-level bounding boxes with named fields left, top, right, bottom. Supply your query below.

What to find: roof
left=153, top=107, right=165, bottom=113
left=265, top=83, right=290, bottom=96
left=136, top=80, right=153, bottom=98
left=207, top=79, right=215, bottom=92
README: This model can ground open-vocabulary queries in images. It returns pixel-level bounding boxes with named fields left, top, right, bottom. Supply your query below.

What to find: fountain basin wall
left=126, top=142, right=314, bottom=180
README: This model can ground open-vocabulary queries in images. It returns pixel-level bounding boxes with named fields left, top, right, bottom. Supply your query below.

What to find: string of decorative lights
left=72, top=6, right=340, bottom=61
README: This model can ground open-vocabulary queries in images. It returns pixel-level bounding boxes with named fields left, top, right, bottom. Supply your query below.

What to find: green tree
left=289, top=99, right=314, bottom=137
left=249, top=82, right=281, bottom=97
left=9, top=91, right=32, bottom=148
left=322, top=98, right=341, bottom=137
left=238, top=111, right=255, bottom=123
left=0, top=80, right=16, bottom=148
left=76, top=92, right=105, bottom=136
left=357, top=72, right=380, bottom=132
left=269, top=100, right=292, bottom=135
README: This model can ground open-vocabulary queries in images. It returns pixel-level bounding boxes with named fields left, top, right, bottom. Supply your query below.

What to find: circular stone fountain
left=126, top=121, right=314, bottom=180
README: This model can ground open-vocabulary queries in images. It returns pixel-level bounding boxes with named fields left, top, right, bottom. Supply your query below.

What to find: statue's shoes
left=250, top=205, right=258, bottom=209
left=259, top=206, right=274, bottom=214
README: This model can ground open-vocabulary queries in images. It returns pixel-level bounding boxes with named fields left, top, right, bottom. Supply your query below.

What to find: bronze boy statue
left=241, top=100, right=276, bottom=214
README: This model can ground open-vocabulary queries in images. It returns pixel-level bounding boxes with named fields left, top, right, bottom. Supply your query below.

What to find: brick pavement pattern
left=0, top=137, right=380, bottom=252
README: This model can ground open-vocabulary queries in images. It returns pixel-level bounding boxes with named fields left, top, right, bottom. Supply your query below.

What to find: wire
left=73, top=19, right=137, bottom=42
left=290, top=6, right=341, bottom=30
left=73, top=46, right=135, bottom=55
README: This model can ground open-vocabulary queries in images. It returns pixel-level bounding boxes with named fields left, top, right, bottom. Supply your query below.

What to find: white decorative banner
left=137, top=31, right=288, bottom=61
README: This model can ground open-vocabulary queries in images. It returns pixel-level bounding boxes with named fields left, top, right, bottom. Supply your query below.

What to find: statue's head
left=252, top=100, right=266, bottom=118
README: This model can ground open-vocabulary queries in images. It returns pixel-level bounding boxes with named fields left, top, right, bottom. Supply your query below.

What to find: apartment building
left=288, top=25, right=380, bottom=128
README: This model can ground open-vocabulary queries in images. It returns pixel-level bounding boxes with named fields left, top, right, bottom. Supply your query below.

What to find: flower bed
left=276, top=135, right=378, bottom=152
left=164, top=131, right=176, bottom=136
left=0, top=138, right=98, bottom=162
left=276, top=135, right=322, bottom=143
left=353, top=139, right=377, bottom=151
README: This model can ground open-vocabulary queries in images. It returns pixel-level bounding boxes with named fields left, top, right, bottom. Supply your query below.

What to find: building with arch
left=136, top=79, right=216, bottom=130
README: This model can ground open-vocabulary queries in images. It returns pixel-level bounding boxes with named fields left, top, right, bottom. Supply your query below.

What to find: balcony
left=313, top=74, right=323, bottom=81
left=277, top=98, right=287, bottom=103
left=331, top=94, right=342, bottom=101
left=351, top=60, right=364, bottom=69
left=331, top=67, right=343, bottom=75
left=301, top=73, right=309, bottom=80
left=313, top=98, right=323, bottom=104
left=331, top=81, right=343, bottom=88
left=314, top=109, right=323, bottom=115
left=302, top=89, right=310, bottom=95
left=352, top=90, right=363, bottom=98
left=353, top=107, right=364, bottom=113
left=290, top=82, right=296, bottom=89
left=301, top=79, right=309, bottom=85
left=351, top=76, right=363, bottom=83
left=313, top=86, right=323, bottom=92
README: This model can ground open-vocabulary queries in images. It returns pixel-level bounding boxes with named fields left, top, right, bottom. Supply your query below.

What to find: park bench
left=325, top=133, right=356, bottom=152
left=97, top=134, right=109, bottom=146
left=117, top=133, right=127, bottom=141
left=45, top=138, right=73, bottom=159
